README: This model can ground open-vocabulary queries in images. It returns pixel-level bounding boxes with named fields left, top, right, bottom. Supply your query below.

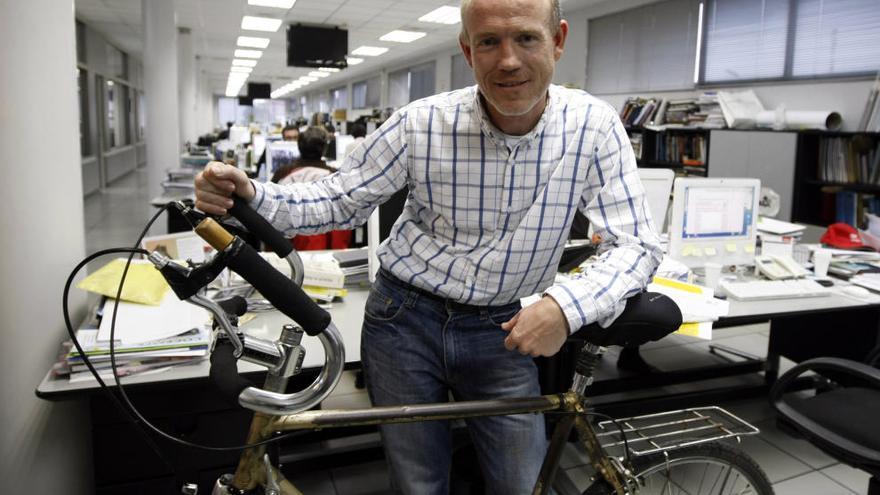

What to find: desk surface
left=37, top=283, right=880, bottom=399
left=36, top=289, right=368, bottom=399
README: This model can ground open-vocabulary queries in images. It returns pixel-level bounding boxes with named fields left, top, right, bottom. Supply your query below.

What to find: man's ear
left=459, top=36, right=474, bottom=68
left=553, top=20, right=569, bottom=61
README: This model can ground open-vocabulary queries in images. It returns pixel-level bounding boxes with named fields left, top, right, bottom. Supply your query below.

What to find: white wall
left=1, top=0, right=92, bottom=493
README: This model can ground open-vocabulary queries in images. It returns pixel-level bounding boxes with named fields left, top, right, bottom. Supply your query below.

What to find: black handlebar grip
left=227, top=241, right=331, bottom=336
left=216, top=295, right=248, bottom=317
left=228, top=195, right=293, bottom=259
left=209, top=340, right=252, bottom=406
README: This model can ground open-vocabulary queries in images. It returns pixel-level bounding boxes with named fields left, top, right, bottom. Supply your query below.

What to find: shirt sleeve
left=543, top=111, right=663, bottom=333
left=248, top=111, right=410, bottom=237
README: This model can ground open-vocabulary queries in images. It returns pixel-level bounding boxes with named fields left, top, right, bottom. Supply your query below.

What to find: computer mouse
left=842, top=285, right=871, bottom=298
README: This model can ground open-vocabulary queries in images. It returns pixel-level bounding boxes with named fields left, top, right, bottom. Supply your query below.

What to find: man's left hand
left=501, top=296, right=569, bottom=357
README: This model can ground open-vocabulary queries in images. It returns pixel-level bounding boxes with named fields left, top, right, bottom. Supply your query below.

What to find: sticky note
left=681, top=245, right=693, bottom=256
left=744, top=244, right=756, bottom=253
left=725, top=243, right=737, bottom=253
left=705, top=247, right=717, bottom=256
left=692, top=247, right=704, bottom=257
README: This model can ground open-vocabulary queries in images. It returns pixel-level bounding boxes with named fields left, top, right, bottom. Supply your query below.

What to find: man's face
left=282, top=130, right=299, bottom=141
left=459, top=0, right=567, bottom=130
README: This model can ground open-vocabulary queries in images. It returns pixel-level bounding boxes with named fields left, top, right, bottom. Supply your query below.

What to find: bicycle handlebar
left=228, top=195, right=293, bottom=260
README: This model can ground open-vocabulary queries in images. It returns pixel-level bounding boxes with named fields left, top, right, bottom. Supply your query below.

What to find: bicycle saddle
left=573, top=292, right=682, bottom=347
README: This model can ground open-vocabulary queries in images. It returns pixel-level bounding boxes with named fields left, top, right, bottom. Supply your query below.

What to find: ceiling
left=74, top=0, right=597, bottom=97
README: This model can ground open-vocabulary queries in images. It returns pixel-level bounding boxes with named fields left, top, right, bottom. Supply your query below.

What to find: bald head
left=459, top=0, right=562, bottom=42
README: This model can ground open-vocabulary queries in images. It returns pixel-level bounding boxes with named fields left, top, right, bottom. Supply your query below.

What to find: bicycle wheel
left=582, top=441, right=773, bottom=495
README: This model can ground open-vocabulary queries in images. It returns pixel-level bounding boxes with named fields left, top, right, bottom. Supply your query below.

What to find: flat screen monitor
left=287, top=25, right=348, bottom=69
left=264, top=141, right=300, bottom=180
left=228, top=126, right=251, bottom=146
left=668, top=177, right=761, bottom=269
left=248, top=82, right=271, bottom=99
left=637, top=168, right=675, bottom=233
left=333, top=134, right=355, bottom=161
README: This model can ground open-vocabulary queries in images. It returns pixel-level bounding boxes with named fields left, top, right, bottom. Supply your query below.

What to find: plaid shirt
left=251, top=85, right=662, bottom=332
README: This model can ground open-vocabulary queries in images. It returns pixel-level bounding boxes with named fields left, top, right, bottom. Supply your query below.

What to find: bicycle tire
left=582, top=441, right=774, bottom=495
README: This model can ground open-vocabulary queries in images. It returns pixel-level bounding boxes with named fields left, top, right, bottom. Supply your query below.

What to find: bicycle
left=71, top=199, right=774, bottom=495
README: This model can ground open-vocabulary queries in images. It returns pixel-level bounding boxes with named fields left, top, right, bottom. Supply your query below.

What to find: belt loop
left=404, top=286, right=419, bottom=308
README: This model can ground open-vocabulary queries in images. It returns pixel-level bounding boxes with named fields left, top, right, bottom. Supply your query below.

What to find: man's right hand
left=194, top=162, right=256, bottom=215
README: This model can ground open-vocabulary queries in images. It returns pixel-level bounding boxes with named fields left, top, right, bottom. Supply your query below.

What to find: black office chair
left=769, top=347, right=880, bottom=494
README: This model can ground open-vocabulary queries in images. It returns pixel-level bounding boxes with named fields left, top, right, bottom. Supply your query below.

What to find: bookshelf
left=792, top=131, right=880, bottom=227
left=626, top=126, right=711, bottom=177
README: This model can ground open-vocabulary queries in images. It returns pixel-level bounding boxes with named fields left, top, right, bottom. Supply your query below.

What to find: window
left=388, top=62, right=437, bottom=109
left=103, top=80, right=130, bottom=149
left=702, top=0, right=789, bottom=83
left=78, top=69, right=91, bottom=156
left=330, top=86, right=348, bottom=110
left=388, top=69, right=410, bottom=108
left=451, top=53, right=475, bottom=90
left=792, top=0, right=880, bottom=77
left=587, top=0, right=701, bottom=94
left=353, top=76, right=381, bottom=109
left=702, top=0, right=880, bottom=83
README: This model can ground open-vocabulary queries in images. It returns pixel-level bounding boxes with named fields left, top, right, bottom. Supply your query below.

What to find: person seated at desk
left=271, top=126, right=351, bottom=251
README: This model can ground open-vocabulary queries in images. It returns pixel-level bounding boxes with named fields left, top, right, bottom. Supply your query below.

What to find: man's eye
left=518, top=34, right=539, bottom=45
left=478, top=38, right=498, bottom=47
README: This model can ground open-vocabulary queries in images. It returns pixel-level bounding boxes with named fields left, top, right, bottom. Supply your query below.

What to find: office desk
left=546, top=289, right=880, bottom=417
left=36, top=291, right=368, bottom=494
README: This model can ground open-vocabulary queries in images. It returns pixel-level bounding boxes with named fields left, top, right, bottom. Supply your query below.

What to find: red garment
left=292, top=230, right=352, bottom=251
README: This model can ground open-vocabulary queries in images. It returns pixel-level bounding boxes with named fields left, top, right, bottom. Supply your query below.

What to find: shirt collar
left=471, top=84, right=557, bottom=149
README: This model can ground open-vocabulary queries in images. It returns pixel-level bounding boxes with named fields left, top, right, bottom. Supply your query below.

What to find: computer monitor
left=264, top=141, right=300, bottom=180
left=228, top=126, right=251, bottom=146
left=367, top=188, right=408, bottom=281
left=333, top=134, right=355, bottom=161
left=637, top=168, right=675, bottom=233
left=251, top=134, right=267, bottom=163
left=668, top=177, right=761, bottom=269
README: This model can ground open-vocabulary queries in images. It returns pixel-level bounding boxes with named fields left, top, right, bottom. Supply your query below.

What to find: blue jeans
left=360, top=269, right=547, bottom=495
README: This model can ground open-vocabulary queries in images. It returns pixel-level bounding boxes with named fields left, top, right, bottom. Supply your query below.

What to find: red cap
left=820, top=223, right=864, bottom=249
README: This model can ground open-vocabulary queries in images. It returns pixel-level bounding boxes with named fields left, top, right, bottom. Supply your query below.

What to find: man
left=280, top=124, right=299, bottom=143
left=195, top=0, right=661, bottom=492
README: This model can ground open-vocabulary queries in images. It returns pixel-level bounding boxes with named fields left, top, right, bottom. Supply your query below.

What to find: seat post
left=570, top=343, right=603, bottom=395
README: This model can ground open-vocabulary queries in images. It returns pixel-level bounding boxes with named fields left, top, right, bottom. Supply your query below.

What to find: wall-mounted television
left=287, top=25, right=348, bottom=69
left=248, top=82, right=271, bottom=99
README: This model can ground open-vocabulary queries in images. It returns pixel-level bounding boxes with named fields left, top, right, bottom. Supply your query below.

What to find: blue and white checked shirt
left=251, top=85, right=663, bottom=333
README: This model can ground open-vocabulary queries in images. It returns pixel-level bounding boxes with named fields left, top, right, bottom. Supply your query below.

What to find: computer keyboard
left=718, top=278, right=831, bottom=301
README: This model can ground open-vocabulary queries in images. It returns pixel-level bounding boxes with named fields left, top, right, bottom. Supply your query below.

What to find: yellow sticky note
left=681, top=245, right=693, bottom=257
left=705, top=247, right=717, bottom=256
left=692, top=247, right=704, bottom=257
left=725, top=243, right=738, bottom=253
left=676, top=322, right=713, bottom=340
left=76, top=258, right=169, bottom=306
left=744, top=244, right=756, bottom=253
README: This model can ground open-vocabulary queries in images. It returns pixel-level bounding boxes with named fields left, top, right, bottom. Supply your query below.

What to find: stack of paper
left=61, top=293, right=212, bottom=383
left=647, top=277, right=730, bottom=340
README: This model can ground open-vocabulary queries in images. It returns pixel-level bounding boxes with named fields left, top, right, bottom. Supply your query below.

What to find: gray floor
left=84, top=169, right=873, bottom=494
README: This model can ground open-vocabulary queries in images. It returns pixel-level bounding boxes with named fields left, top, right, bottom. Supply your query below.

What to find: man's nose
left=497, top=39, right=522, bottom=71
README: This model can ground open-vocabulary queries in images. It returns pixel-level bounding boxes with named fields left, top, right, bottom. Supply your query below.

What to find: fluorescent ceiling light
left=299, top=76, right=318, bottom=82
left=308, top=71, right=330, bottom=78
left=247, top=0, right=296, bottom=8
left=237, top=36, right=270, bottom=49
left=346, top=56, right=364, bottom=65
left=230, top=66, right=253, bottom=73
left=380, top=30, right=426, bottom=43
left=319, top=67, right=340, bottom=72
left=232, top=59, right=258, bottom=67
left=234, top=49, right=263, bottom=59
left=241, top=16, right=282, bottom=32
left=351, top=46, right=388, bottom=57
left=418, top=5, right=461, bottom=24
